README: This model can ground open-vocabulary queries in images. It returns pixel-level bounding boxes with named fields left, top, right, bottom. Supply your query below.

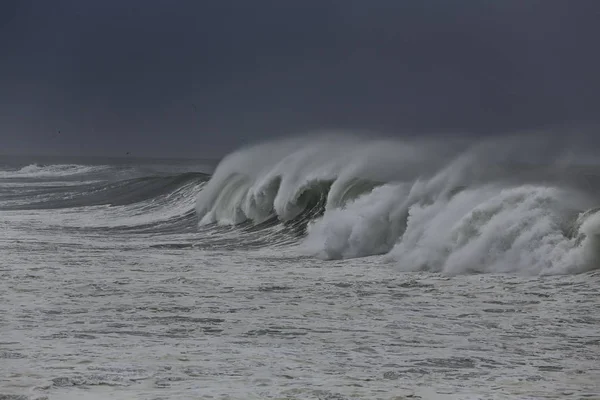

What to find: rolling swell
left=196, top=135, right=600, bottom=275
left=1, top=172, right=209, bottom=210
left=0, top=163, right=209, bottom=233
left=0, top=163, right=112, bottom=179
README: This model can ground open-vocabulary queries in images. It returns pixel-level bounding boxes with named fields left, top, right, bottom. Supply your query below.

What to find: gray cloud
left=1, top=0, right=599, bottom=157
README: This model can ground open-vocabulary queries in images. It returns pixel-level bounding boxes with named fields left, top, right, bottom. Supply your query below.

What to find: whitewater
left=1, top=136, right=599, bottom=399
left=196, top=135, right=600, bottom=275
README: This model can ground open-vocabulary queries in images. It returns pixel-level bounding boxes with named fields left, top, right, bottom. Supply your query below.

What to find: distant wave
left=0, top=163, right=112, bottom=179
left=196, top=134, right=600, bottom=275
left=0, top=165, right=209, bottom=232
left=1, top=172, right=207, bottom=210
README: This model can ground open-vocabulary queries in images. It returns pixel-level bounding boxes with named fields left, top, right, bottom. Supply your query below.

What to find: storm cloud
left=1, top=0, right=599, bottom=157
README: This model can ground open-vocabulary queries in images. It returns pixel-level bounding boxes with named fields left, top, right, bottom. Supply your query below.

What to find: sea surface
left=2, top=138, right=600, bottom=399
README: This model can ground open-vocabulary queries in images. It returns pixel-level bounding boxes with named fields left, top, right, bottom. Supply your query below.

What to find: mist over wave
left=196, top=134, right=600, bottom=275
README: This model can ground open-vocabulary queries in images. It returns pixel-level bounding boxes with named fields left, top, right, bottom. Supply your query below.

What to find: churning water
left=2, top=136, right=600, bottom=399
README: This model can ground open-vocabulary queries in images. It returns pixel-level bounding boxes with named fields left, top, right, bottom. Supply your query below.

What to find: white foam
left=0, top=164, right=111, bottom=179
left=198, top=134, right=600, bottom=275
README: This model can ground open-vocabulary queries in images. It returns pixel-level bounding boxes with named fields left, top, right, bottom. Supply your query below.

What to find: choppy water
left=2, top=144, right=600, bottom=399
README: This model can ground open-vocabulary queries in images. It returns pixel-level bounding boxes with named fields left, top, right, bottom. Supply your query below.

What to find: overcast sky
left=1, top=0, right=599, bottom=157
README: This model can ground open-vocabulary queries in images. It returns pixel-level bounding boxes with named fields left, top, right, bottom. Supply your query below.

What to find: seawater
left=2, top=139, right=600, bottom=399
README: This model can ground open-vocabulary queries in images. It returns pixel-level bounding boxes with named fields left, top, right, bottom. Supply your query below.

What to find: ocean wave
left=1, top=172, right=209, bottom=210
left=1, top=171, right=208, bottom=234
left=196, top=135, right=600, bottom=275
left=196, top=135, right=441, bottom=224
left=76, top=176, right=206, bottom=231
left=0, top=163, right=112, bottom=179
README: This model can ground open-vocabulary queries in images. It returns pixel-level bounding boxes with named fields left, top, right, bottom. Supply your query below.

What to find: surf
left=0, top=162, right=209, bottom=233
left=0, top=163, right=112, bottom=179
left=195, top=134, right=600, bottom=275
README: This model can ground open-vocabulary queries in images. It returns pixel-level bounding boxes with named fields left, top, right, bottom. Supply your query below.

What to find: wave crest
left=0, top=163, right=112, bottom=179
left=197, top=135, right=600, bottom=275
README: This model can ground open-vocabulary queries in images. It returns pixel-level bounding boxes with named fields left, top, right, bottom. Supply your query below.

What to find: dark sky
left=1, top=1, right=599, bottom=157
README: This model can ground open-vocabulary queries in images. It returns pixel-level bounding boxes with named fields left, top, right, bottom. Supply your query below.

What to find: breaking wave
left=0, top=163, right=112, bottom=179
left=196, top=134, right=600, bottom=275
